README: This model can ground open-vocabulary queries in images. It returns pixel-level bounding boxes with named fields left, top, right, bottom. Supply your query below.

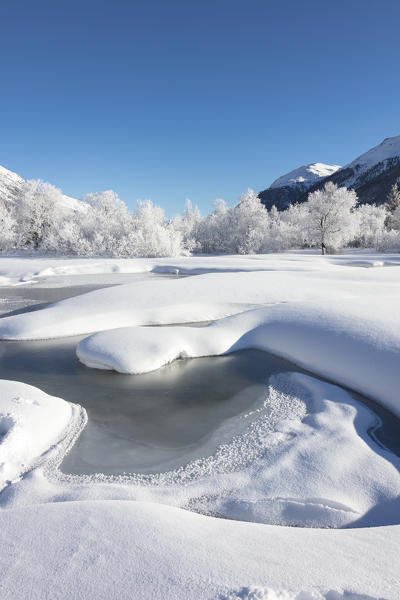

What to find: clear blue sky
left=1, top=0, right=400, bottom=215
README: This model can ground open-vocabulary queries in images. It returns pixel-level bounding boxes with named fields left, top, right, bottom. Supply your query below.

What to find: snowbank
left=0, top=380, right=77, bottom=490
left=0, top=500, right=399, bottom=600
left=77, top=297, right=400, bottom=417
left=0, top=368, right=399, bottom=596
left=1, top=256, right=399, bottom=340
left=3, top=374, right=400, bottom=530
left=1, top=252, right=399, bottom=286
left=1, top=253, right=400, bottom=597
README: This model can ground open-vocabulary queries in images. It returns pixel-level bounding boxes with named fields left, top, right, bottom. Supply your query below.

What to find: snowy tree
left=15, top=180, right=63, bottom=250
left=171, top=198, right=203, bottom=252
left=133, top=199, right=183, bottom=257
left=0, top=202, right=16, bottom=251
left=197, top=198, right=233, bottom=253
left=81, top=190, right=134, bottom=256
left=304, top=182, right=358, bottom=254
left=385, top=181, right=400, bottom=230
left=389, top=204, right=400, bottom=231
left=230, top=189, right=269, bottom=254
left=353, top=204, right=387, bottom=249
left=268, top=202, right=309, bottom=251
left=385, top=181, right=400, bottom=214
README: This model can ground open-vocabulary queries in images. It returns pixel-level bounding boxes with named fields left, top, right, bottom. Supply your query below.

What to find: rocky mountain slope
left=259, top=136, right=400, bottom=210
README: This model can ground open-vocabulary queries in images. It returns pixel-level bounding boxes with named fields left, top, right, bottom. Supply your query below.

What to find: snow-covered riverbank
left=0, top=252, right=399, bottom=599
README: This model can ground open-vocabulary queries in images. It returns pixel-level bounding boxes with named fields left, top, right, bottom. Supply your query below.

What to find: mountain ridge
left=259, top=135, right=400, bottom=210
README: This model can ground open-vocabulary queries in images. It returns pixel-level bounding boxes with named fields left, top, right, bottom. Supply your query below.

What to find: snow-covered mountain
left=270, top=163, right=341, bottom=189
left=259, top=163, right=341, bottom=210
left=259, top=135, right=400, bottom=210
left=0, top=164, right=87, bottom=213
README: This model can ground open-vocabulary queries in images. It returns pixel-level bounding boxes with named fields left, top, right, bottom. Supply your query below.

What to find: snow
left=1, top=500, right=399, bottom=600
left=1, top=252, right=400, bottom=598
left=1, top=253, right=399, bottom=419
left=345, top=135, right=400, bottom=171
left=76, top=295, right=400, bottom=419
left=0, top=380, right=76, bottom=491
left=0, top=165, right=23, bottom=206
left=331, top=135, right=400, bottom=190
left=2, top=253, right=400, bottom=340
left=270, top=163, right=341, bottom=189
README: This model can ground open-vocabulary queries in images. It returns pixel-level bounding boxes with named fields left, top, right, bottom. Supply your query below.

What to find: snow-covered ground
left=0, top=252, right=399, bottom=599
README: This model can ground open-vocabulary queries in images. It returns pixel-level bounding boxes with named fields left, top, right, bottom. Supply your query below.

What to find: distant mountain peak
left=270, top=163, right=341, bottom=190
left=344, top=135, right=400, bottom=172
left=259, top=135, right=400, bottom=210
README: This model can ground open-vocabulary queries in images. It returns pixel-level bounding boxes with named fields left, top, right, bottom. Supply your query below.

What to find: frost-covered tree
left=198, top=198, right=233, bottom=253
left=353, top=204, right=387, bottom=248
left=304, top=182, right=358, bottom=254
left=81, top=190, right=133, bottom=256
left=171, top=198, right=203, bottom=252
left=389, top=204, right=400, bottom=232
left=386, top=181, right=400, bottom=214
left=385, top=181, right=400, bottom=231
left=278, top=203, right=309, bottom=249
left=15, top=180, right=63, bottom=250
left=230, top=189, right=269, bottom=254
left=4, top=171, right=400, bottom=257
left=0, top=202, right=16, bottom=251
left=133, top=199, right=183, bottom=257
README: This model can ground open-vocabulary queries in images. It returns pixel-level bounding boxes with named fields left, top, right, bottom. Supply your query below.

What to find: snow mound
left=77, top=298, right=400, bottom=418
left=0, top=380, right=75, bottom=490
left=270, top=163, right=341, bottom=189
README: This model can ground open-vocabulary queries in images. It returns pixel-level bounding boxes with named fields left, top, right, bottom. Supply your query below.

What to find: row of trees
left=1, top=179, right=400, bottom=256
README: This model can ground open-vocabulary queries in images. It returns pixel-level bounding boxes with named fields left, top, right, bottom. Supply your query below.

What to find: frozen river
left=0, top=273, right=399, bottom=479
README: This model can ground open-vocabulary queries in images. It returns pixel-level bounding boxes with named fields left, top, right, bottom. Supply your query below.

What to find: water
left=0, top=336, right=299, bottom=474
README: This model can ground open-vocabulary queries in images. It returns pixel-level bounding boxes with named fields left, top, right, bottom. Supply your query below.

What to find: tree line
left=1, top=178, right=400, bottom=256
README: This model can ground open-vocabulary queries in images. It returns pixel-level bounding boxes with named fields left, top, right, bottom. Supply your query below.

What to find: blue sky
left=1, top=0, right=400, bottom=215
